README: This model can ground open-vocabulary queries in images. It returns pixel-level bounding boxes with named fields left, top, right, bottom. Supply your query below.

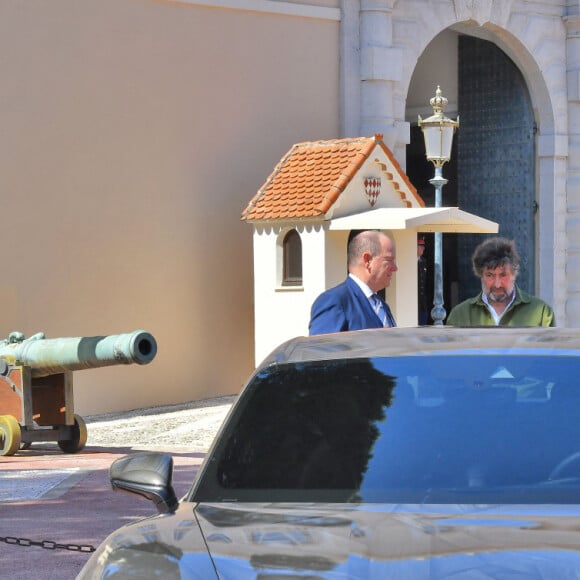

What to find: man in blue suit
left=309, top=230, right=398, bottom=335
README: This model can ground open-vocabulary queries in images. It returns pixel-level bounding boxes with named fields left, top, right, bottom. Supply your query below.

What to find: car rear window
left=191, top=355, right=580, bottom=504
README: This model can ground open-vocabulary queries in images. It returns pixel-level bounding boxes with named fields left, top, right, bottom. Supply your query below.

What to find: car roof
left=261, top=327, right=580, bottom=365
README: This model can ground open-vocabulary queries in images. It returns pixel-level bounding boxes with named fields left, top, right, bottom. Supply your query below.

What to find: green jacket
left=446, top=286, right=556, bottom=327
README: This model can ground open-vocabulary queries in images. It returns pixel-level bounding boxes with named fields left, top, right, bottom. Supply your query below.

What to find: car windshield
left=191, top=354, right=580, bottom=504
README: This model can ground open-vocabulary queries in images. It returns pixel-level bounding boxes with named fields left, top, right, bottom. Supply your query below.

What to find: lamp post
left=418, top=86, right=459, bottom=325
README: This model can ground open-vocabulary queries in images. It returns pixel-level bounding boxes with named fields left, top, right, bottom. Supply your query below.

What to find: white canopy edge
left=328, top=207, right=499, bottom=234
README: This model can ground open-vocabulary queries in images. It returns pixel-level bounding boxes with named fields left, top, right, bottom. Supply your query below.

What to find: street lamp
left=418, top=86, right=459, bottom=325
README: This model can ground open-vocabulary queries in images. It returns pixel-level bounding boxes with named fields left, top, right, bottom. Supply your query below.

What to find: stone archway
left=340, top=0, right=567, bottom=321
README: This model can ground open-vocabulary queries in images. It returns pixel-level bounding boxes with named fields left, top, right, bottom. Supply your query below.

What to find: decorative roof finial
left=429, top=85, right=448, bottom=116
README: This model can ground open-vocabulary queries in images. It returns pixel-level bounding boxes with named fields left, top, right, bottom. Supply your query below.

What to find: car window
left=191, top=355, right=580, bottom=504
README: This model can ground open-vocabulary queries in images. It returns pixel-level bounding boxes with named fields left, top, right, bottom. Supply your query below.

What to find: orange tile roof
left=241, top=134, right=422, bottom=222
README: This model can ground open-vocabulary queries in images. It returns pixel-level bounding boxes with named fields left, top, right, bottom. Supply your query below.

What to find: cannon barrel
left=0, top=330, right=157, bottom=377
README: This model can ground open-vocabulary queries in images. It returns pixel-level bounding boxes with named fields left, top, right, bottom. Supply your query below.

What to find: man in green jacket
left=446, top=237, right=555, bottom=327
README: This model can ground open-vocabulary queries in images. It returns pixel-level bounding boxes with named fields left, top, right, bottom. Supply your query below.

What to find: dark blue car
left=80, top=326, right=580, bottom=579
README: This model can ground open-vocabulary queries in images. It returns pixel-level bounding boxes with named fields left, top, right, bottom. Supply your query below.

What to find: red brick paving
left=0, top=443, right=204, bottom=579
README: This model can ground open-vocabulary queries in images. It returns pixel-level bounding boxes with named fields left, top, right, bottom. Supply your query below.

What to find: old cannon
left=0, top=330, right=157, bottom=456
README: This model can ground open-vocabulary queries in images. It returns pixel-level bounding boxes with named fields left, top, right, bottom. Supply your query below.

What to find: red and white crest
left=363, top=177, right=381, bottom=207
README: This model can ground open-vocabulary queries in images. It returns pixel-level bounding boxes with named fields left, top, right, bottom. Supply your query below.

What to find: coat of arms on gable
left=364, top=177, right=381, bottom=207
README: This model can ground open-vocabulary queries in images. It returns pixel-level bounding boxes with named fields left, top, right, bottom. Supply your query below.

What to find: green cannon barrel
left=0, top=330, right=157, bottom=377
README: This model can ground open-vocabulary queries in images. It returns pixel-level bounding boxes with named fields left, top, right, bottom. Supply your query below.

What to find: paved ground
left=0, top=396, right=235, bottom=579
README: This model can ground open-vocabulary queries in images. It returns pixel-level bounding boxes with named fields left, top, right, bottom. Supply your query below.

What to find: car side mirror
left=110, top=451, right=179, bottom=514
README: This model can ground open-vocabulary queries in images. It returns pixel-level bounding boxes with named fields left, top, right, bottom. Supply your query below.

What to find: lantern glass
left=422, top=122, right=455, bottom=166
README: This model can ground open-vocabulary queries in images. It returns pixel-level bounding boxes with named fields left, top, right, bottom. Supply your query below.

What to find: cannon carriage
left=0, top=330, right=157, bottom=455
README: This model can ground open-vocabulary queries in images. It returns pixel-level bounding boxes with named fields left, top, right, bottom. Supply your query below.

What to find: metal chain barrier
left=0, top=535, right=95, bottom=552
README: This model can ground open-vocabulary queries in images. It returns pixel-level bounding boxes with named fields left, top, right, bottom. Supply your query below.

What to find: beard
left=486, top=287, right=514, bottom=303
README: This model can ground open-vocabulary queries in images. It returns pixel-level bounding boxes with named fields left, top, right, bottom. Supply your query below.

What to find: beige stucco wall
left=0, top=0, right=339, bottom=414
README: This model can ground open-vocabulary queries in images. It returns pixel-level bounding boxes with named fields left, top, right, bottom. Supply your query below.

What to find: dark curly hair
left=472, top=237, right=520, bottom=278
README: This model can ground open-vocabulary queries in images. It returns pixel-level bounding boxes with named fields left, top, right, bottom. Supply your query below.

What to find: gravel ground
left=84, top=395, right=236, bottom=452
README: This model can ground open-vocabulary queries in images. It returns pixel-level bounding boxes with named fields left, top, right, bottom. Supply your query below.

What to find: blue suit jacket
left=309, top=277, right=393, bottom=335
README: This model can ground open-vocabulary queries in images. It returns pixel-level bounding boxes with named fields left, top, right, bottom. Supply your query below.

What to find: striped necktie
left=371, top=294, right=396, bottom=327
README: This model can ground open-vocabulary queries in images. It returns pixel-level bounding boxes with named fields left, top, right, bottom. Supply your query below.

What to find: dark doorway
left=406, top=34, right=536, bottom=318
left=457, top=35, right=536, bottom=300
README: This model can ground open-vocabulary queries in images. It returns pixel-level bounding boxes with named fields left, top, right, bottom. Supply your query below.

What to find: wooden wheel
left=58, top=414, right=88, bottom=453
left=0, top=415, right=22, bottom=456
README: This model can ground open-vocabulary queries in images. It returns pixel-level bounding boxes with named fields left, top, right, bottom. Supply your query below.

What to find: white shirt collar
left=482, top=288, right=516, bottom=325
left=349, top=273, right=374, bottom=298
